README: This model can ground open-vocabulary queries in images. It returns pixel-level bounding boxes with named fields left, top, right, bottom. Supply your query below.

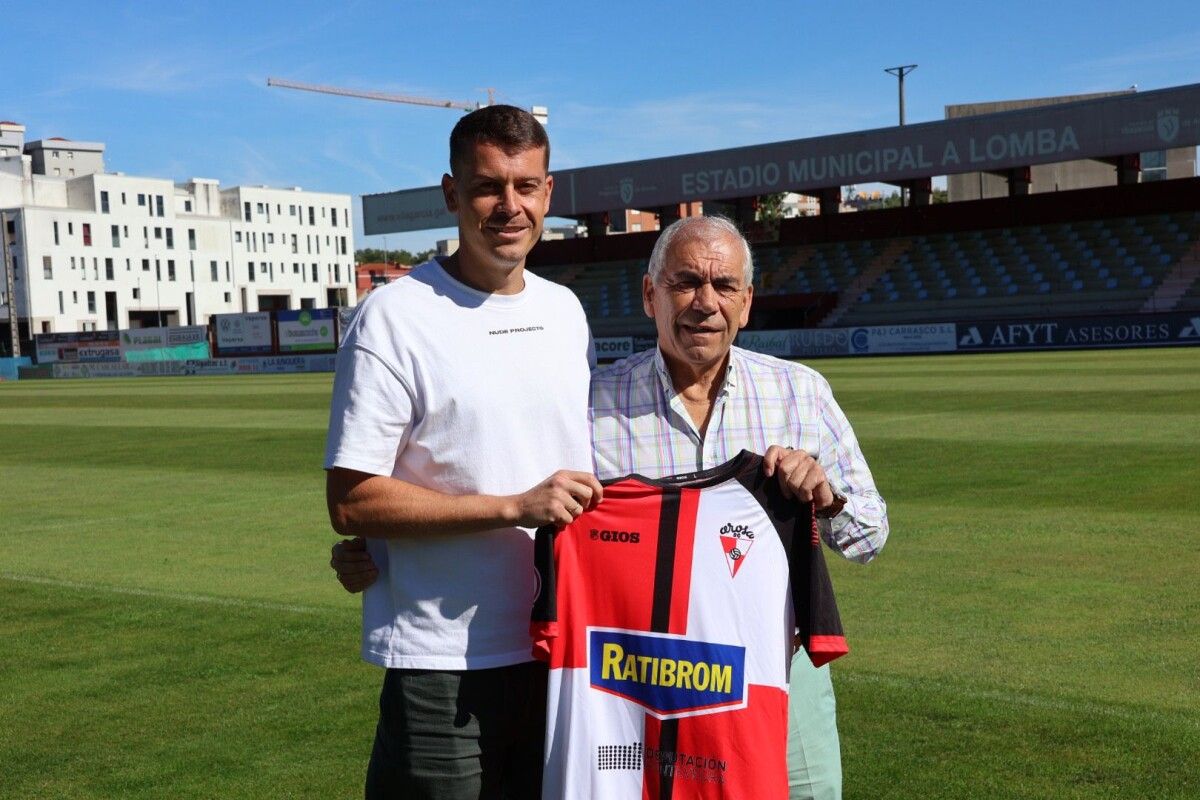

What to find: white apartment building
left=0, top=121, right=355, bottom=344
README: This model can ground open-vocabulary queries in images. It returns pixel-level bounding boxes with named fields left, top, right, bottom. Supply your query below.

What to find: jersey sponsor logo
left=718, top=522, right=756, bottom=577
left=588, top=628, right=746, bottom=718
left=590, top=528, right=641, bottom=544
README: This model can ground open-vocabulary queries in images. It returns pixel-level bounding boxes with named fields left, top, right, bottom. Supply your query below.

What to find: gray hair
left=646, top=215, right=755, bottom=286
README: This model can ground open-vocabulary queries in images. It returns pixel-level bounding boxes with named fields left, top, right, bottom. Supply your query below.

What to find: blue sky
left=3, top=0, right=1199, bottom=253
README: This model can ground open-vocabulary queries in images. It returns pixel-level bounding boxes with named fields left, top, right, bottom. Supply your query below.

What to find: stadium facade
left=0, top=121, right=355, bottom=352
left=946, top=91, right=1197, bottom=201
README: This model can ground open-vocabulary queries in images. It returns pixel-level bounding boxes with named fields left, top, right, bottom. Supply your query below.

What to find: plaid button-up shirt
left=589, top=346, right=888, bottom=563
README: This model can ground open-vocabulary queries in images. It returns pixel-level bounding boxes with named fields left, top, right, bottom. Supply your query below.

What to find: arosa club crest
left=1157, top=108, right=1180, bottom=144
left=718, top=522, right=756, bottom=577
left=619, top=177, right=635, bottom=205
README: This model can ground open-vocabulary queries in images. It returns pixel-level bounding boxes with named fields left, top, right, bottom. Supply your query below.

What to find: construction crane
left=266, top=77, right=548, bottom=125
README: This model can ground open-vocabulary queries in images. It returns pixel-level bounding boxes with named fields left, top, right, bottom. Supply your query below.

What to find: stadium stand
left=525, top=178, right=1200, bottom=334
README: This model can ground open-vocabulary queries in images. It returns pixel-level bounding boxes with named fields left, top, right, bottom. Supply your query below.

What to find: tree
left=355, top=247, right=433, bottom=266
left=756, top=192, right=787, bottom=223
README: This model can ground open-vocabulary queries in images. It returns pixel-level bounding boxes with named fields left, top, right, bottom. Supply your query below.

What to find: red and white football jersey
left=531, top=450, right=848, bottom=800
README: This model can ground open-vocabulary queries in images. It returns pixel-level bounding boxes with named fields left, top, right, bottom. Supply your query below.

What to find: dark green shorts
left=365, top=661, right=548, bottom=800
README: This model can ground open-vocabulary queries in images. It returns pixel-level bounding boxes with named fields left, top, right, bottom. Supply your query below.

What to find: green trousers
left=788, top=659, right=842, bottom=800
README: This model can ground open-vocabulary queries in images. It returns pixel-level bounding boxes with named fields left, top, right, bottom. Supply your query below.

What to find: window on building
left=312, top=264, right=318, bottom=282
left=87, top=291, right=96, bottom=313
left=82, top=223, right=92, bottom=246
left=70, top=256, right=76, bottom=269
left=260, top=262, right=268, bottom=274
left=53, top=168, right=61, bottom=176
left=248, top=263, right=255, bottom=282
left=73, top=291, right=78, bottom=304
left=132, top=287, right=140, bottom=299
left=68, top=222, right=74, bottom=235
left=291, top=234, right=298, bottom=254
left=125, top=258, right=131, bottom=271
left=308, top=206, right=315, bottom=225
left=138, top=194, right=146, bottom=206
left=121, top=192, right=127, bottom=205
left=223, top=291, right=231, bottom=302
left=225, top=262, right=230, bottom=281
left=331, top=208, right=338, bottom=227
left=189, top=262, right=194, bottom=282
left=188, top=229, right=196, bottom=250
left=68, top=169, right=75, bottom=177
left=111, top=225, right=120, bottom=247
left=100, top=191, right=110, bottom=213
left=334, top=264, right=340, bottom=283
left=67, top=151, right=73, bottom=160
left=267, top=233, right=274, bottom=244
left=142, top=258, right=150, bottom=272
left=235, top=231, right=242, bottom=243
left=244, top=201, right=251, bottom=222
left=105, top=258, right=114, bottom=280
left=156, top=195, right=164, bottom=217
left=289, top=205, right=296, bottom=216
left=59, top=291, right=64, bottom=313
left=210, top=260, right=218, bottom=281
left=293, top=263, right=299, bottom=275
left=155, top=260, right=161, bottom=280
left=43, top=256, right=53, bottom=279
left=165, top=229, right=174, bottom=249
left=256, top=202, right=264, bottom=214
left=53, top=221, right=60, bottom=245
left=168, top=260, right=176, bottom=281
left=185, top=200, right=193, bottom=212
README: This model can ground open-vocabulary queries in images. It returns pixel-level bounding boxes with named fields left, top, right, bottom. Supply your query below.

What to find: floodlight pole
left=885, top=64, right=918, bottom=205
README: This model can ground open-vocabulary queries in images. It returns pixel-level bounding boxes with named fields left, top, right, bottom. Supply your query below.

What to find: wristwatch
left=816, top=487, right=847, bottom=519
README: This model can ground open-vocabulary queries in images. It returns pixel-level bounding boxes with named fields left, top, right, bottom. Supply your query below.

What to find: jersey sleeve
left=791, top=513, right=849, bottom=667
left=530, top=523, right=559, bottom=661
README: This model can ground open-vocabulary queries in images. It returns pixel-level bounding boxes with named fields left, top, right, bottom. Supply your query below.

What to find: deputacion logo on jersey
left=719, top=522, right=756, bottom=577
left=588, top=628, right=746, bottom=718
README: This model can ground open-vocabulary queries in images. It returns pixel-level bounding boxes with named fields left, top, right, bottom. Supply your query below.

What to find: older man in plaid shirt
left=334, top=214, right=888, bottom=800
left=588, top=214, right=887, bottom=800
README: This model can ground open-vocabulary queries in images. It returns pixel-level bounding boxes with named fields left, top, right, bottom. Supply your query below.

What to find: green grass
left=1, top=349, right=1198, bottom=798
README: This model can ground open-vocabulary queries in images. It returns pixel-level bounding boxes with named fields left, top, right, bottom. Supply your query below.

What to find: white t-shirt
left=324, top=258, right=594, bottom=670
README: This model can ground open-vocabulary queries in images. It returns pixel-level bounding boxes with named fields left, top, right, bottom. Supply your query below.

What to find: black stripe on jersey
left=657, top=718, right=680, bottom=800
left=650, top=487, right=681, bottom=633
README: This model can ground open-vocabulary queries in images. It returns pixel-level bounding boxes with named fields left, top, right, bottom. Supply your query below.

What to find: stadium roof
left=363, top=81, right=1200, bottom=235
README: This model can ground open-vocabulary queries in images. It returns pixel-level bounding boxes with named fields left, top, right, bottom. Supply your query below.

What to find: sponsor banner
left=737, top=328, right=853, bottom=358
left=588, top=628, right=746, bottom=719
left=849, top=324, right=957, bottom=355
left=594, top=337, right=633, bottom=361
left=34, top=331, right=122, bottom=364
left=50, top=354, right=339, bottom=379
left=213, top=312, right=273, bottom=354
left=121, top=325, right=211, bottom=362
left=53, top=361, right=185, bottom=379
left=277, top=308, right=337, bottom=353
left=955, top=312, right=1200, bottom=352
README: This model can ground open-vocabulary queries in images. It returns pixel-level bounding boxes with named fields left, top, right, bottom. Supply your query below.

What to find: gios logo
left=588, top=629, right=746, bottom=718
left=590, top=528, right=640, bottom=543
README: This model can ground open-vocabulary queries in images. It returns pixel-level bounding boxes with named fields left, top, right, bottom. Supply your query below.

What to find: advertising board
left=213, top=312, right=273, bottom=355
left=276, top=309, right=337, bottom=353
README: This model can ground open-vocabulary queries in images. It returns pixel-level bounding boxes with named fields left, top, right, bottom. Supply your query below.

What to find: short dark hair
left=449, top=105, right=549, bottom=176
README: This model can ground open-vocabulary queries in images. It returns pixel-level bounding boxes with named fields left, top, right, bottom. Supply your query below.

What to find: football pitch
left=1, top=347, right=1197, bottom=799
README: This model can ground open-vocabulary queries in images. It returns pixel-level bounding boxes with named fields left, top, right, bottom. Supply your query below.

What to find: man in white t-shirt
left=324, top=105, right=602, bottom=800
